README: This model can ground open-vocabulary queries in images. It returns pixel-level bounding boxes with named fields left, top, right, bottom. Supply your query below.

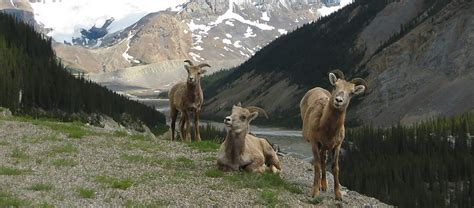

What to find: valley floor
left=0, top=116, right=388, bottom=207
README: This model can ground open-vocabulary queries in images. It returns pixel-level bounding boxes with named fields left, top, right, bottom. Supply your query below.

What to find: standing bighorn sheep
left=300, top=70, right=367, bottom=200
left=169, top=60, right=211, bottom=142
left=217, top=103, right=281, bottom=173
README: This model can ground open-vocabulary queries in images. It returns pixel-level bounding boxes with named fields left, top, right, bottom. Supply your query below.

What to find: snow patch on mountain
left=9, top=0, right=17, bottom=8
left=30, top=0, right=188, bottom=43
left=122, top=32, right=135, bottom=63
left=278, top=29, right=288, bottom=35
left=244, top=27, right=257, bottom=38
left=261, top=12, right=270, bottom=21
left=318, top=0, right=353, bottom=17
left=210, top=0, right=274, bottom=30
left=225, top=20, right=235, bottom=26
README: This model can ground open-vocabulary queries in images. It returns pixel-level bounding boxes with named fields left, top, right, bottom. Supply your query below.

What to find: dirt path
left=0, top=117, right=389, bottom=207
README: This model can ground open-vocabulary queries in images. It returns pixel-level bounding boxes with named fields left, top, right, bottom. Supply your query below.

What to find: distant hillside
left=201, top=0, right=473, bottom=128
left=0, top=13, right=166, bottom=131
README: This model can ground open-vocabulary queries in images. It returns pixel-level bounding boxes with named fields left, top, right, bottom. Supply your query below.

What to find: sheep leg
left=244, top=160, right=266, bottom=173
left=179, top=113, right=187, bottom=141
left=262, top=139, right=281, bottom=171
left=184, top=111, right=192, bottom=142
left=170, top=108, right=178, bottom=141
left=194, top=109, right=202, bottom=142
left=332, top=145, right=342, bottom=200
left=320, top=149, right=328, bottom=191
left=311, top=142, right=321, bottom=197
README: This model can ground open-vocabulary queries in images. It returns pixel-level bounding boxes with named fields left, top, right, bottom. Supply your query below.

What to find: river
left=136, top=98, right=313, bottom=160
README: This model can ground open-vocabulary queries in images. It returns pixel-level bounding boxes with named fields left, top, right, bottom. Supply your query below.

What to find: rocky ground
left=0, top=114, right=389, bottom=207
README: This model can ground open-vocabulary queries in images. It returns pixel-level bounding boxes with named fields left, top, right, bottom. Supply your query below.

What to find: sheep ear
left=249, top=112, right=259, bottom=121
left=184, top=65, right=190, bottom=72
left=236, top=102, right=242, bottom=107
left=199, top=69, right=207, bottom=75
left=329, top=73, right=338, bottom=86
left=354, top=85, right=366, bottom=95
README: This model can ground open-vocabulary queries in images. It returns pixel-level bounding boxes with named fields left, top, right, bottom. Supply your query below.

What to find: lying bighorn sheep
left=169, top=60, right=211, bottom=142
left=217, top=103, right=281, bottom=173
left=300, top=70, right=367, bottom=200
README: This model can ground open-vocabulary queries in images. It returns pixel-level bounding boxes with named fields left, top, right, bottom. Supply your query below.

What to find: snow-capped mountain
left=2, top=0, right=353, bottom=90
left=30, top=0, right=188, bottom=43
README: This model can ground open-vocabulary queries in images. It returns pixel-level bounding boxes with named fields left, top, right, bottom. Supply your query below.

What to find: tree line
left=0, top=13, right=166, bottom=132
left=341, top=112, right=474, bottom=207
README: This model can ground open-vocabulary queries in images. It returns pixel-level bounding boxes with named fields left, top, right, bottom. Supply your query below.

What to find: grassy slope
left=0, top=115, right=387, bottom=207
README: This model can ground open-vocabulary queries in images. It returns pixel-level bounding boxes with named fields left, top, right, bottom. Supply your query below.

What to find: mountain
left=0, top=0, right=37, bottom=27
left=200, top=0, right=473, bottom=127
left=0, top=12, right=166, bottom=132
left=8, top=0, right=352, bottom=91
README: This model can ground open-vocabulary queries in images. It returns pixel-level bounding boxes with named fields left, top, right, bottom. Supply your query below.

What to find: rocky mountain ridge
left=200, top=0, right=473, bottom=127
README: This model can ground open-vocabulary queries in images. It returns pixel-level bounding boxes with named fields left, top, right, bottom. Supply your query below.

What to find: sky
left=31, top=0, right=188, bottom=43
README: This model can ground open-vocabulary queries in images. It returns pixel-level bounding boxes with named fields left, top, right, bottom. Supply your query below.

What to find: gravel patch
left=0, top=119, right=390, bottom=207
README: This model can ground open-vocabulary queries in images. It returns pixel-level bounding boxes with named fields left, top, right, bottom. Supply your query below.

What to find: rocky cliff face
left=348, top=0, right=474, bottom=126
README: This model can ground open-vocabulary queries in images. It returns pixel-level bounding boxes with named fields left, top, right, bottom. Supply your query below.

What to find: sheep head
left=183, top=60, right=211, bottom=84
left=224, top=103, right=268, bottom=133
left=328, top=69, right=367, bottom=110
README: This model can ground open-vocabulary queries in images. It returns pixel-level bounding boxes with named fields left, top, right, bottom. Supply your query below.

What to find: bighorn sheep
left=169, top=60, right=211, bottom=142
left=217, top=103, right=281, bottom=173
left=300, top=70, right=367, bottom=200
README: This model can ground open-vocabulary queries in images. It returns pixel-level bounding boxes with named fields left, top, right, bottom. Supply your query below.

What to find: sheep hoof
left=312, top=188, right=320, bottom=197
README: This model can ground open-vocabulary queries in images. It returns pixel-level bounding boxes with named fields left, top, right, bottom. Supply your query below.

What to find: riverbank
left=0, top=116, right=388, bottom=207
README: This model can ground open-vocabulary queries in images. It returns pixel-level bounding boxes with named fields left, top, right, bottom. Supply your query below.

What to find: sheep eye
left=240, top=115, right=246, bottom=121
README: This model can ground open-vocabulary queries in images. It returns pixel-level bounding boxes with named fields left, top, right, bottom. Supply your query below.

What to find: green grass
left=150, top=124, right=169, bottom=136
left=10, top=147, right=29, bottom=159
left=0, top=141, right=9, bottom=146
left=41, top=121, right=95, bottom=139
left=186, top=140, right=220, bottom=152
left=77, top=187, right=95, bottom=199
left=204, top=156, right=216, bottom=161
left=205, top=168, right=224, bottom=178
left=52, top=159, right=77, bottom=167
left=256, top=191, right=279, bottom=207
left=306, top=196, right=324, bottom=205
left=125, top=199, right=171, bottom=207
left=48, top=143, right=78, bottom=156
left=38, top=202, right=54, bottom=208
left=11, top=117, right=96, bottom=139
left=0, top=166, right=27, bottom=175
left=18, top=117, right=96, bottom=139
left=95, top=175, right=134, bottom=190
left=0, top=192, right=29, bottom=207
left=130, top=134, right=153, bottom=142
left=22, top=135, right=60, bottom=144
left=175, top=156, right=194, bottom=166
left=114, top=130, right=129, bottom=137
left=155, top=156, right=195, bottom=169
left=227, top=172, right=302, bottom=194
left=28, top=183, right=54, bottom=191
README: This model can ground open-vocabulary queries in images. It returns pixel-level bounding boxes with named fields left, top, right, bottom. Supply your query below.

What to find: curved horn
left=329, top=69, right=345, bottom=80
left=184, top=60, right=194, bottom=66
left=246, top=106, right=269, bottom=119
left=351, top=78, right=368, bottom=89
left=198, top=63, right=211, bottom=68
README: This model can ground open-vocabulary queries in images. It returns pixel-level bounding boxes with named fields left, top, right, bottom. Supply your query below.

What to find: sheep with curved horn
left=169, top=60, right=211, bottom=142
left=217, top=104, right=281, bottom=173
left=300, top=69, right=367, bottom=200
